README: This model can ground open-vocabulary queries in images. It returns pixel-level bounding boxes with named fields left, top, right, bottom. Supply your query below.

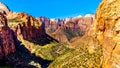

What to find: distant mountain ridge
left=39, top=14, right=94, bottom=43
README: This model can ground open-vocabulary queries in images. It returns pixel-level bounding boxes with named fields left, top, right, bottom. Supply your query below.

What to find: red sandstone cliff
left=7, top=12, right=56, bottom=45
left=7, top=12, right=45, bottom=40
left=0, top=13, right=15, bottom=60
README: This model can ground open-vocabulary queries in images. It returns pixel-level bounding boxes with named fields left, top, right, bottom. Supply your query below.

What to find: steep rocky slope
left=92, top=0, right=120, bottom=67
left=0, top=12, right=16, bottom=65
left=7, top=12, right=57, bottom=46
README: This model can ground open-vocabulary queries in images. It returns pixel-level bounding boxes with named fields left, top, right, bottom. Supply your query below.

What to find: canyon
left=0, top=0, right=120, bottom=68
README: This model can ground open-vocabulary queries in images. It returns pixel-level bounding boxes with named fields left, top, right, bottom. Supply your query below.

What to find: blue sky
left=1, top=0, right=101, bottom=18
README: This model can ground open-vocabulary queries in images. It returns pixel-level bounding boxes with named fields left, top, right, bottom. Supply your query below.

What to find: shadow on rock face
left=29, top=34, right=59, bottom=46
left=0, top=29, right=52, bottom=68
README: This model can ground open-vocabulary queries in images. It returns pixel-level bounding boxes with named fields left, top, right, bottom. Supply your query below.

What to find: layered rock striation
left=7, top=12, right=56, bottom=45
left=0, top=13, right=15, bottom=60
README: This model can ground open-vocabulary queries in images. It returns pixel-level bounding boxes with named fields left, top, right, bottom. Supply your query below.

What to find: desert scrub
left=48, top=45, right=103, bottom=68
left=7, top=18, right=23, bottom=28
left=21, top=39, right=73, bottom=61
left=35, top=43, right=73, bottom=60
left=8, top=18, right=23, bottom=22
left=29, top=61, right=41, bottom=68
left=50, top=43, right=74, bottom=60
left=63, top=29, right=83, bottom=41
left=35, top=42, right=57, bottom=60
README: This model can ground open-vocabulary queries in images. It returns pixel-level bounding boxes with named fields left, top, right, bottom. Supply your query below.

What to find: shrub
left=49, top=44, right=103, bottom=68
left=63, top=29, right=83, bottom=41
left=8, top=18, right=22, bottom=22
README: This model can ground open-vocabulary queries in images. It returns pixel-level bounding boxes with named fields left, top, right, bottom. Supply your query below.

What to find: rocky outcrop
left=0, top=13, right=15, bottom=60
left=12, top=12, right=45, bottom=41
left=0, top=2, right=10, bottom=14
left=7, top=12, right=56, bottom=45
left=92, top=0, right=120, bottom=67
left=7, top=12, right=45, bottom=40
left=65, top=14, right=94, bottom=34
left=74, top=0, right=120, bottom=67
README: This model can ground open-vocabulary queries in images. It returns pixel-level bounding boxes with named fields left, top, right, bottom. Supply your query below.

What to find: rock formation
left=7, top=12, right=46, bottom=43
left=12, top=12, right=45, bottom=41
left=7, top=12, right=57, bottom=46
left=0, top=2, right=10, bottom=14
left=0, top=12, right=15, bottom=60
left=91, top=0, right=120, bottom=67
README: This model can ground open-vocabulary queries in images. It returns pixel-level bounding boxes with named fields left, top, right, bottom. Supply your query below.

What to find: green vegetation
left=36, top=43, right=73, bottom=60
left=63, top=29, right=83, bottom=41
left=18, top=33, right=102, bottom=68
left=29, top=61, right=41, bottom=68
left=49, top=44, right=103, bottom=68
left=21, top=39, right=73, bottom=60
left=7, top=18, right=23, bottom=28
left=8, top=18, right=23, bottom=22
left=34, top=43, right=57, bottom=60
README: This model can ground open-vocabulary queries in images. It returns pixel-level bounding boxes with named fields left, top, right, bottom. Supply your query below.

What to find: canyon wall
left=0, top=13, right=15, bottom=60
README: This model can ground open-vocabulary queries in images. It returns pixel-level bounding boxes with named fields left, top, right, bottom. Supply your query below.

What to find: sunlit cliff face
left=0, top=2, right=10, bottom=14
left=89, top=0, right=120, bottom=68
